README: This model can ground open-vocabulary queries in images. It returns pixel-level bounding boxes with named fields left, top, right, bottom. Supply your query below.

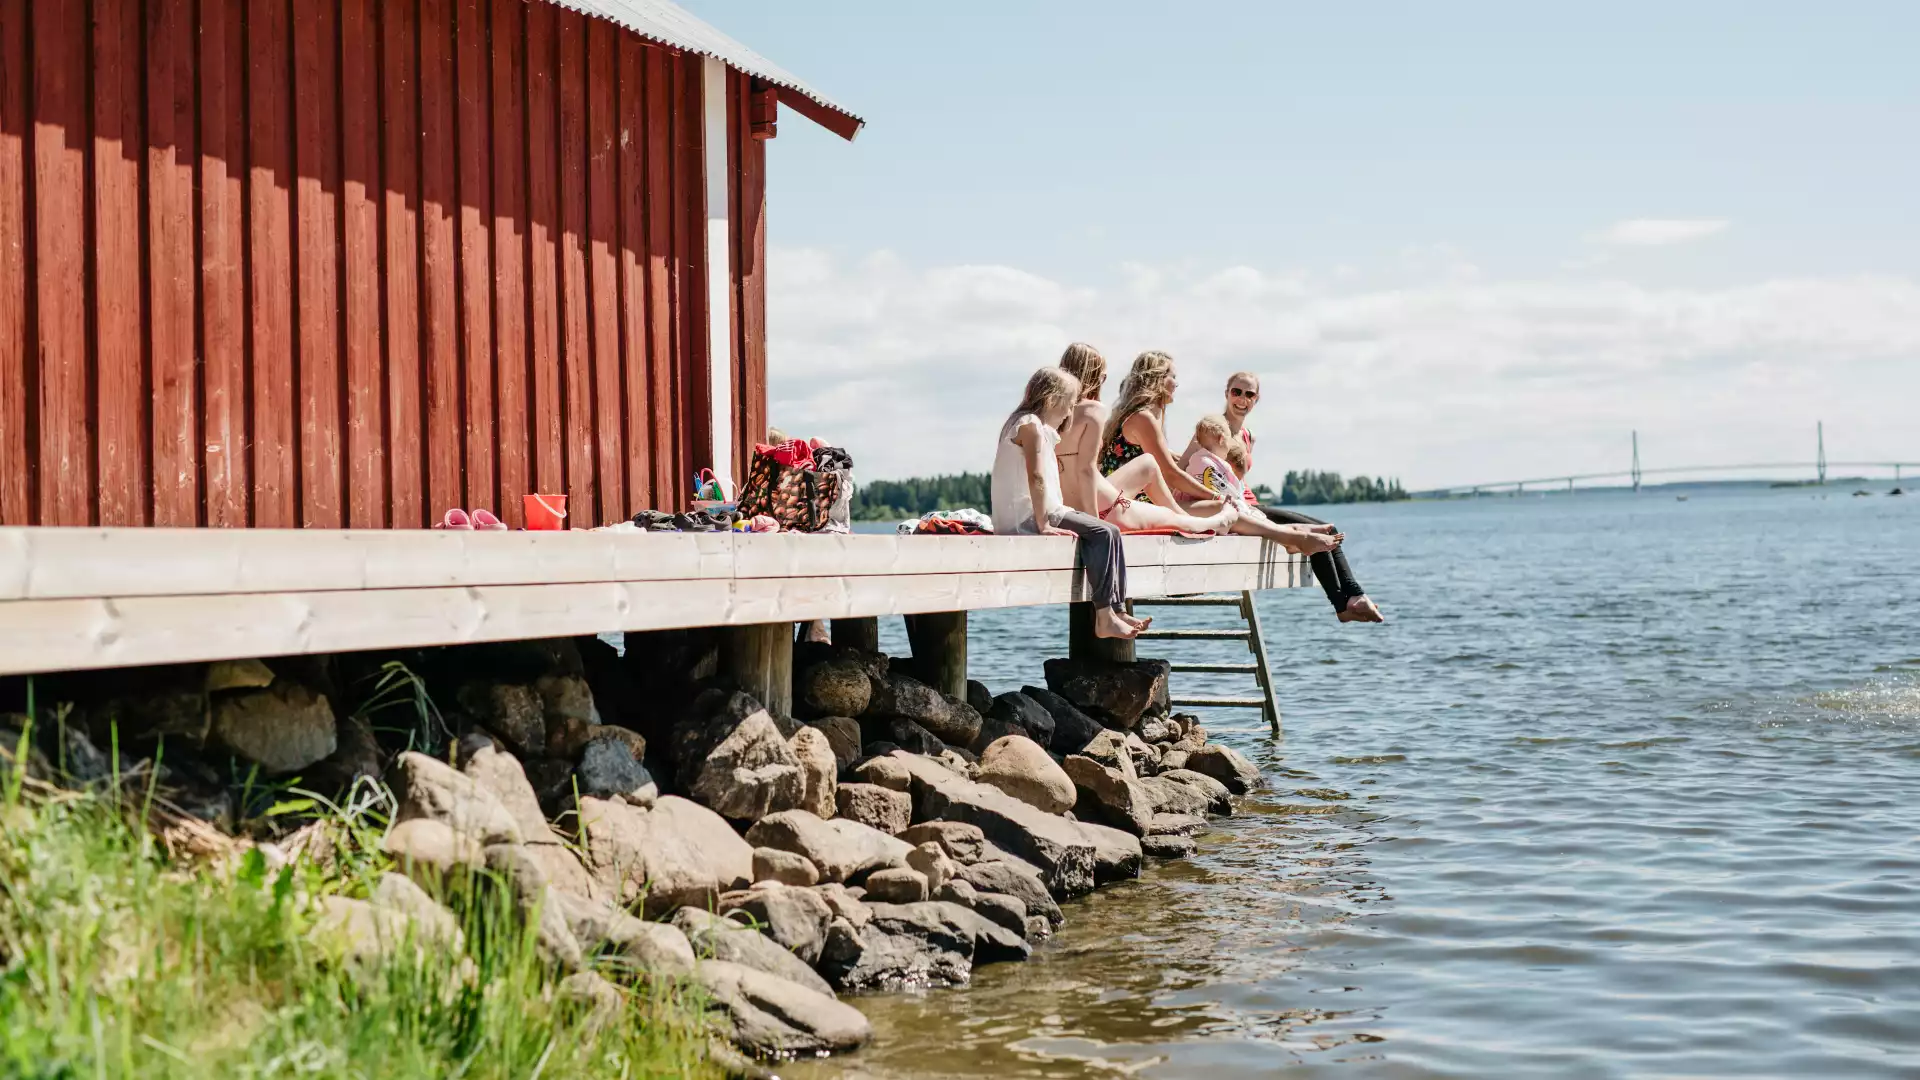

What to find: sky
left=682, top=0, right=1920, bottom=488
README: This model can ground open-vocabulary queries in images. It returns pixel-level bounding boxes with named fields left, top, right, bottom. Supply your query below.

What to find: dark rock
left=806, top=717, right=864, bottom=773
left=863, top=867, right=929, bottom=903
left=206, top=658, right=276, bottom=692
left=928, top=695, right=984, bottom=749
left=899, top=821, right=986, bottom=864
left=1184, top=743, right=1262, bottom=794
left=1040, top=658, right=1171, bottom=731
left=868, top=900, right=1029, bottom=966
left=984, top=692, right=1056, bottom=750
left=874, top=673, right=951, bottom=734
left=716, top=883, right=835, bottom=966
left=1020, top=685, right=1103, bottom=754
left=799, top=660, right=872, bottom=720
left=693, top=960, right=871, bottom=1057
left=535, top=673, right=600, bottom=739
left=575, top=732, right=657, bottom=804
left=818, top=917, right=970, bottom=992
left=867, top=717, right=946, bottom=758
left=524, top=757, right=578, bottom=819
left=745, top=809, right=913, bottom=883
left=211, top=682, right=337, bottom=775
left=1142, top=833, right=1198, bottom=859
left=955, top=859, right=1063, bottom=926
left=455, top=682, right=546, bottom=758
left=310, top=712, right=384, bottom=789
left=671, top=908, right=834, bottom=997
left=1064, top=754, right=1155, bottom=835
left=834, top=783, right=912, bottom=835
left=972, top=891, right=1027, bottom=934
left=965, top=680, right=994, bottom=718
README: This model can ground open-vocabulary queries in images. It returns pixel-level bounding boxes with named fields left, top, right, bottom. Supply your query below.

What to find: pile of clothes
left=895, top=509, right=994, bottom=536
left=624, top=508, right=779, bottom=534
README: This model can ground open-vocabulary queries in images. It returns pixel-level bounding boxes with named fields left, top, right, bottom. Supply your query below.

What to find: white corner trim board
left=702, top=56, right=734, bottom=488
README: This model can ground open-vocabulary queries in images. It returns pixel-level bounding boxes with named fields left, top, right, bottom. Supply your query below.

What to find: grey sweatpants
left=1053, top=509, right=1126, bottom=611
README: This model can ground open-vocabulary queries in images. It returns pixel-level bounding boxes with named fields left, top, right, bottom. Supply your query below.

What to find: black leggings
left=1053, top=509, right=1126, bottom=611
left=1257, top=506, right=1366, bottom=612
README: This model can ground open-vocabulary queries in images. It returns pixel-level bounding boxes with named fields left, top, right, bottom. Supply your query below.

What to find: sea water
left=791, top=485, right=1919, bottom=1078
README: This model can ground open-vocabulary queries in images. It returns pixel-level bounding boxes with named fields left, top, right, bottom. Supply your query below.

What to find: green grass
left=0, top=741, right=725, bottom=1079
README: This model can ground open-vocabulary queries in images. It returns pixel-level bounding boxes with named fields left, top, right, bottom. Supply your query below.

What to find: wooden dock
left=0, top=528, right=1307, bottom=677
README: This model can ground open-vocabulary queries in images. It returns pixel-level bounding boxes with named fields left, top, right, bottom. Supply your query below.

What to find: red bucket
left=523, top=493, right=568, bottom=531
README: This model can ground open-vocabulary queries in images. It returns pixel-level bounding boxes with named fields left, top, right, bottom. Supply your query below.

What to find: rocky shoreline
left=1, top=629, right=1262, bottom=1067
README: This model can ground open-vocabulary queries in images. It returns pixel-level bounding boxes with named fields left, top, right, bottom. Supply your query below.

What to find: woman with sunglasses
left=1184, top=372, right=1385, bottom=623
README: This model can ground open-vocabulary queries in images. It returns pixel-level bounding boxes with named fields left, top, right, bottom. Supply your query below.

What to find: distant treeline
left=1281, top=470, right=1408, bottom=505
left=851, top=473, right=993, bottom=521
left=852, top=468, right=1405, bottom=518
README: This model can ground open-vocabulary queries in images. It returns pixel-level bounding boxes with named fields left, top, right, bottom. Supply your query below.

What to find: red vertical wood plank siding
left=522, top=2, right=562, bottom=499
left=148, top=0, right=199, bottom=525
left=200, top=0, right=248, bottom=526
left=418, top=0, right=462, bottom=521
left=31, top=0, right=92, bottom=526
left=294, top=0, right=344, bottom=527
left=381, top=0, right=424, bottom=527
left=489, top=0, right=528, bottom=525
left=340, top=0, right=385, bottom=527
left=585, top=22, right=623, bottom=522
left=453, top=0, right=494, bottom=517
left=555, top=13, right=594, bottom=522
left=0, top=0, right=28, bottom=524
left=91, top=0, right=148, bottom=525
left=248, top=0, right=298, bottom=527
left=0, top=1, right=766, bottom=531
left=614, top=37, right=652, bottom=512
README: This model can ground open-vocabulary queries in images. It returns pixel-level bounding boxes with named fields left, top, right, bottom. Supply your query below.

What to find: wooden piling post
left=722, top=622, right=793, bottom=718
left=830, top=617, right=879, bottom=653
left=903, top=610, right=968, bottom=699
left=1068, top=601, right=1135, bottom=663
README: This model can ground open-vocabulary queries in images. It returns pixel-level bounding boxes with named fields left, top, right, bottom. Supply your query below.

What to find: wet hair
left=1101, top=351, right=1177, bottom=450
left=1059, top=343, right=1107, bottom=400
left=1003, top=367, right=1083, bottom=439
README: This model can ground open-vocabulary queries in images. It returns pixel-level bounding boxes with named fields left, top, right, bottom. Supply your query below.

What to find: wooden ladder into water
left=1128, top=590, right=1281, bottom=736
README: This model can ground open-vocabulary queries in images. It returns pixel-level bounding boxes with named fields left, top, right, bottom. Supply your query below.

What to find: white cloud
left=1590, top=218, right=1731, bottom=247
left=765, top=250, right=1920, bottom=490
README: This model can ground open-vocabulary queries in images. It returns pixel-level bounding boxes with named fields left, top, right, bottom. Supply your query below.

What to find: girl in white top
left=992, top=367, right=1143, bottom=640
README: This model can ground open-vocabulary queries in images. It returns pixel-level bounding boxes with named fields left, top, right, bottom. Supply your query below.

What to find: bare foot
left=1288, top=528, right=1344, bottom=555
left=1119, top=611, right=1153, bottom=631
left=1209, top=505, right=1240, bottom=534
left=1337, top=595, right=1385, bottom=623
left=1093, top=607, right=1140, bottom=639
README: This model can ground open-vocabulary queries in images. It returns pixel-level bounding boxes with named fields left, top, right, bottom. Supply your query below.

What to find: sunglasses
left=1229, top=387, right=1259, bottom=400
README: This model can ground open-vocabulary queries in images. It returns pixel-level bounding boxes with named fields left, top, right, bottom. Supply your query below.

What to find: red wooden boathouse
left=0, top=0, right=860, bottom=530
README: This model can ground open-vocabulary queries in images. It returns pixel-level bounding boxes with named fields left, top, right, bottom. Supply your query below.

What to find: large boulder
left=715, top=883, right=835, bottom=966
left=1157, top=769, right=1235, bottom=814
left=1040, top=658, right=1170, bottom=731
left=867, top=900, right=1028, bottom=966
left=982, top=692, right=1056, bottom=751
left=553, top=890, right=695, bottom=978
left=394, top=751, right=522, bottom=846
left=670, top=908, right=834, bottom=998
left=973, top=736, right=1075, bottom=815
left=674, top=703, right=806, bottom=822
left=1020, top=685, right=1104, bottom=755
left=806, top=717, right=865, bottom=773
left=1137, top=775, right=1216, bottom=817
left=577, top=795, right=753, bottom=915
left=954, top=859, right=1063, bottom=926
left=574, top=731, right=657, bottom=805
left=817, top=917, right=969, bottom=993
left=210, top=683, right=337, bottom=774
left=1063, top=754, right=1155, bottom=836
left=865, top=717, right=947, bottom=758
left=1184, top=743, right=1262, bottom=794
left=965, top=680, right=994, bottom=718
left=693, top=960, right=872, bottom=1058
left=752, top=847, right=820, bottom=887
left=383, top=818, right=482, bottom=884
left=849, top=755, right=912, bottom=792
left=1079, top=729, right=1138, bottom=780
left=863, top=867, right=929, bottom=904
left=787, top=726, right=838, bottom=819
left=481, top=844, right=585, bottom=971
left=926, top=696, right=984, bottom=750
left=798, top=660, right=872, bottom=720
left=456, top=682, right=546, bottom=757
left=1076, top=820, right=1143, bottom=883
left=870, top=674, right=958, bottom=739
left=835, top=783, right=912, bottom=835
left=972, top=892, right=1027, bottom=935
left=745, top=809, right=913, bottom=883
left=895, top=755, right=1096, bottom=897
left=899, top=821, right=986, bottom=864
left=1149, top=812, right=1209, bottom=836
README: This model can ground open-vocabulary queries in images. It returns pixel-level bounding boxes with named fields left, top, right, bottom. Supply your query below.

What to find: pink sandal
left=433, top=508, right=473, bottom=530
left=469, top=509, right=508, bottom=531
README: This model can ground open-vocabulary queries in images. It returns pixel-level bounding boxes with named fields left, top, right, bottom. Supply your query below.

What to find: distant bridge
left=1416, top=425, right=1917, bottom=497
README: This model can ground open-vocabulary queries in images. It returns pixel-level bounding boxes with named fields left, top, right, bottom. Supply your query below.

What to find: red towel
left=754, top=440, right=816, bottom=471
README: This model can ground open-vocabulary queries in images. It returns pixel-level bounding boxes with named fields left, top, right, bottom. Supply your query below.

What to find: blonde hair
left=1059, top=343, right=1107, bottom=400
left=1003, top=367, right=1082, bottom=439
left=1195, top=413, right=1231, bottom=446
left=1100, top=351, right=1177, bottom=449
left=1227, top=371, right=1259, bottom=389
left=1224, top=440, right=1248, bottom=474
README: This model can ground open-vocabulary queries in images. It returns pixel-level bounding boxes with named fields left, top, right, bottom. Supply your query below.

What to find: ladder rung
left=1170, top=696, right=1269, bottom=708
left=1137, top=629, right=1249, bottom=640
left=1170, top=662, right=1261, bottom=674
left=1129, top=596, right=1242, bottom=607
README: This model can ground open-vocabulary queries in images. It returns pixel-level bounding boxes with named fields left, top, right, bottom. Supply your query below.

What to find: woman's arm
left=1123, top=411, right=1216, bottom=500
left=1015, top=423, right=1075, bottom=537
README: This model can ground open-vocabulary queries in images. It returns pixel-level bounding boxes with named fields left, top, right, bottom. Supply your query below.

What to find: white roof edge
left=549, top=0, right=864, bottom=134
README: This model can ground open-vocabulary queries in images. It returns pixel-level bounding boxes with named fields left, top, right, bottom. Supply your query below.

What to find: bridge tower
left=1816, top=421, right=1827, bottom=485
left=1631, top=431, right=1642, bottom=493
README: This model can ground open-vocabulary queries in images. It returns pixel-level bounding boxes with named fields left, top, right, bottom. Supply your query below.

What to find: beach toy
left=524, top=494, right=568, bottom=531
